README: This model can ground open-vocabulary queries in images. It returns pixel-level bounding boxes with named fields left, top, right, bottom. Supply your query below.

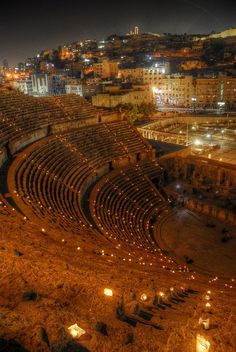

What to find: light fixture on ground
left=68, top=324, right=86, bottom=338
left=104, top=288, right=113, bottom=296
left=140, top=293, right=147, bottom=301
left=199, top=317, right=210, bottom=330
left=158, top=291, right=165, bottom=303
left=205, top=302, right=211, bottom=312
left=196, top=334, right=210, bottom=352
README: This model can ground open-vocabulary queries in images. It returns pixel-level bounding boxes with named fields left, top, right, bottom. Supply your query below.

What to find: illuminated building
left=65, top=79, right=100, bottom=98
left=60, top=46, right=75, bottom=60
left=180, top=60, right=207, bottom=71
left=92, top=85, right=152, bottom=107
left=153, top=75, right=194, bottom=107
left=194, top=77, right=236, bottom=109
left=151, top=75, right=236, bottom=109
left=194, top=77, right=219, bottom=108
left=134, top=26, right=139, bottom=35
left=92, top=59, right=119, bottom=78
left=14, top=79, right=33, bottom=95
left=118, top=63, right=170, bottom=83
left=31, top=74, right=65, bottom=96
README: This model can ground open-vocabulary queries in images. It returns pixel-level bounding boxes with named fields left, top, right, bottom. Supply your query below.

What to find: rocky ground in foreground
left=0, top=203, right=236, bottom=352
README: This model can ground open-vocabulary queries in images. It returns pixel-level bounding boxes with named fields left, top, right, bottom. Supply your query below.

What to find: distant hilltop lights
left=127, top=25, right=140, bottom=36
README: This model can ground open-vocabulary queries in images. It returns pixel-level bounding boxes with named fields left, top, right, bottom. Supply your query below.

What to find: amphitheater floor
left=158, top=208, right=236, bottom=279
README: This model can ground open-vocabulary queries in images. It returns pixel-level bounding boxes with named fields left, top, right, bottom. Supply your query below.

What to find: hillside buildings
left=92, top=59, right=119, bottom=78
left=4, top=27, right=236, bottom=110
left=153, top=75, right=236, bottom=108
left=118, top=63, right=170, bottom=83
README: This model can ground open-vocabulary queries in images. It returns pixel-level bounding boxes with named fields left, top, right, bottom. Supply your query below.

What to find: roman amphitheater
left=0, top=87, right=235, bottom=352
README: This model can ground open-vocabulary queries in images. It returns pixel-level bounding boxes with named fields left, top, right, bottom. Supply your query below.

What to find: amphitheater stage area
left=158, top=208, right=236, bottom=278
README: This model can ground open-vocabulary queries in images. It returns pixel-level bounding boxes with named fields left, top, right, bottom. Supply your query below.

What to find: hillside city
left=1, top=26, right=236, bottom=116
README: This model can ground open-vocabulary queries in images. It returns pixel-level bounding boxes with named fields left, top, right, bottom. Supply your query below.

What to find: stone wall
left=161, top=150, right=236, bottom=225
left=50, top=120, right=89, bottom=134
left=161, top=155, right=236, bottom=193
left=0, top=147, right=8, bottom=168
left=101, top=113, right=119, bottom=123
left=8, top=128, right=49, bottom=155
left=159, top=147, right=191, bottom=159
left=186, top=198, right=236, bottom=225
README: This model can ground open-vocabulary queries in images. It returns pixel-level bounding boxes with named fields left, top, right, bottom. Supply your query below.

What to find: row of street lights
left=152, top=89, right=226, bottom=114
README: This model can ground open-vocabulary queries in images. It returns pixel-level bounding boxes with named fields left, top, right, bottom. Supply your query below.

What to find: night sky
left=0, top=0, right=236, bottom=65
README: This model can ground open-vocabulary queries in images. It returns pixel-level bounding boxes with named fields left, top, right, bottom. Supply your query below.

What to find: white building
left=65, top=84, right=83, bottom=96
left=31, top=74, right=65, bottom=96
left=134, top=26, right=139, bottom=35
left=14, top=79, right=33, bottom=95
left=31, top=74, right=50, bottom=96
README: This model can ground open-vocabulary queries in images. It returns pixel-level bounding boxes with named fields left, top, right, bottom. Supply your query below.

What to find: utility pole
left=186, top=120, right=189, bottom=146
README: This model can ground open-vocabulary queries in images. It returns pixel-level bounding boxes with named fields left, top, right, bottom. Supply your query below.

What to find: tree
left=117, top=103, right=139, bottom=124
left=138, top=102, right=156, bottom=117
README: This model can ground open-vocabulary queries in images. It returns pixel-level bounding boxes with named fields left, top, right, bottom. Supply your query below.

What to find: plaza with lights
left=139, top=116, right=236, bottom=162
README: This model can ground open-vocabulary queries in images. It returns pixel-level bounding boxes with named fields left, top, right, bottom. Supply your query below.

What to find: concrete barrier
left=8, top=128, right=48, bottom=155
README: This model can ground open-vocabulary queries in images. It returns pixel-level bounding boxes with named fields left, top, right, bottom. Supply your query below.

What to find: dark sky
left=0, top=0, right=236, bottom=65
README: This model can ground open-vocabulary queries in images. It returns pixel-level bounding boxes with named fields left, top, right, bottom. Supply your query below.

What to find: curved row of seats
left=9, top=121, right=152, bottom=238
left=0, top=89, right=100, bottom=148
left=90, top=160, right=169, bottom=253
left=47, top=94, right=101, bottom=120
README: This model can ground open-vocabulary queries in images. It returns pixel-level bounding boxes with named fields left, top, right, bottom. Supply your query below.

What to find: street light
left=191, top=97, right=197, bottom=113
left=217, top=101, right=225, bottom=115
left=194, top=139, right=202, bottom=146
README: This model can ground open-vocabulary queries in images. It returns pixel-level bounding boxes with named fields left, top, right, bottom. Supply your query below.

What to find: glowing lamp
left=199, top=318, right=210, bottom=330
left=159, top=292, right=164, bottom=297
left=104, top=288, right=113, bottom=296
left=68, top=324, right=86, bottom=338
left=205, top=302, right=211, bottom=311
left=196, top=334, right=210, bottom=352
left=194, top=139, right=202, bottom=146
left=140, top=293, right=147, bottom=301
